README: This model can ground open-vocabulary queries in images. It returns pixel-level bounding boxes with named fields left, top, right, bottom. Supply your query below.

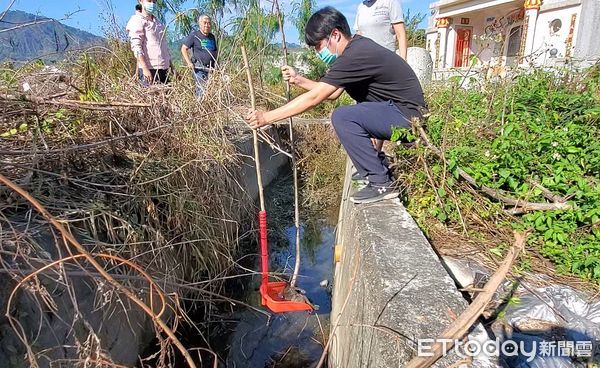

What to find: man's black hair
left=304, top=7, right=352, bottom=47
left=135, top=4, right=142, bottom=12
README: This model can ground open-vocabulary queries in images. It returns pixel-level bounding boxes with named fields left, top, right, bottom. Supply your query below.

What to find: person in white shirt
left=353, top=0, right=407, bottom=59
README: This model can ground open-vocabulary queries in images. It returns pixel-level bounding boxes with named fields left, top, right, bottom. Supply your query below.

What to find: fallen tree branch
left=1, top=95, right=151, bottom=110
left=527, top=179, right=568, bottom=204
left=44, top=92, right=69, bottom=100
left=404, top=231, right=527, bottom=368
left=412, top=120, right=571, bottom=213
left=0, top=124, right=171, bottom=156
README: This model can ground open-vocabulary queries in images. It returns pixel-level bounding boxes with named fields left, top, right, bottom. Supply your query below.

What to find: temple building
left=426, top=0, right=599, bottom=76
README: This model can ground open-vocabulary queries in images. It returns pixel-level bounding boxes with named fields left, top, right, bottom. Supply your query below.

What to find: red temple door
left=454, top=28, right=472, bottom=67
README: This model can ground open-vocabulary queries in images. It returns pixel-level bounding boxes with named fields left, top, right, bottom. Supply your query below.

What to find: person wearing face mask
left=181, top=15, right=218, bottom=97
left=246, top=7, right=425, bottom=204
left=127, top=0, right=173, bottom=85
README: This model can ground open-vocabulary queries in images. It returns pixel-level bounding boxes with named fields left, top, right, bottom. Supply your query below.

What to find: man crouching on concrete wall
left=246, top=6, right=426, bottom=204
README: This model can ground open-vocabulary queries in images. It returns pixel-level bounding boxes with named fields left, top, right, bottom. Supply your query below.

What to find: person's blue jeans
left=331, top=101, right=413, bottom=184
left=193, top=68, right=209, bottom=96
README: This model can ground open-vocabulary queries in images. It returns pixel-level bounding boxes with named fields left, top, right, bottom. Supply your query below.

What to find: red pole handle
left=259, top=210, right=268, bottom=291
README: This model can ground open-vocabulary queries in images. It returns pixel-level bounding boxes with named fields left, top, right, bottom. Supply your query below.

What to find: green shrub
left=395, top=66, right=600, bottom=281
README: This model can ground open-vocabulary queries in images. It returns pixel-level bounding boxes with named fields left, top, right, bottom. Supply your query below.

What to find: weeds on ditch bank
left=295, top=124, right=346, bottom=221
left=393, top=65, right=600, bottom=287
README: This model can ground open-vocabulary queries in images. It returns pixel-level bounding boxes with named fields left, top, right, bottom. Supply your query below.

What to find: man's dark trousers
left=331, top=101, right=411, bottom=184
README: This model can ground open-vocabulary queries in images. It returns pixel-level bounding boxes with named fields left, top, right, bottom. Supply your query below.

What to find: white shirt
left=353, top=0, right=404, bottom=52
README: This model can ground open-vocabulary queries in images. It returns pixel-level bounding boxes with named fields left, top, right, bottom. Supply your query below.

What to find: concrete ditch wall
left=329, top=160, right=469, bottom=367
left=238, top=127, right=289, bottom=201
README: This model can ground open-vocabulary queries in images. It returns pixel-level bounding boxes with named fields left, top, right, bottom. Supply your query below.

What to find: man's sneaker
left=350, top=181, right=399, bottom=204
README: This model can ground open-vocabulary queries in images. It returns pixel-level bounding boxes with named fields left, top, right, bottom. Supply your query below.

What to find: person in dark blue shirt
left=181, top=15, right=218, bottom=97
left=246, top=7, right=426, bottom=204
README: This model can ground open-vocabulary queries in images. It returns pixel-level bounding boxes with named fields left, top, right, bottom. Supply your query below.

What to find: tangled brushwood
left=0, top=40, right=265, bottom=367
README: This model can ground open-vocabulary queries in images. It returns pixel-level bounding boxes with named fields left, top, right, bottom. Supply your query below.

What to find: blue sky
left=1, top=0, right=431, bottom=42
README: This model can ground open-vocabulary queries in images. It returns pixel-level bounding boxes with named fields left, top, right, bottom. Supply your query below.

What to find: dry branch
left=404, top=231, right=527, bottom=368
left=0, top=124, right=171, bottom=156
left=272, top=0, right=302, bottom=289
left=1, top=94, right=151, bottom=109
left=0, top=9, right=84, bottom=34
left=413, top=121, right=572, bottom=213
left=528, top=179, right=568, bottom=204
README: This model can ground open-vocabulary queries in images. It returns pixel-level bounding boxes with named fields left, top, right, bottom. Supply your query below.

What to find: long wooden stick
left=404, top=231, right=527, bottom=368
left=241, top=46, right=265, bottom=212
left=273, top=0, right=302, bottom=288
left=0, top=173, right=198, bottom=368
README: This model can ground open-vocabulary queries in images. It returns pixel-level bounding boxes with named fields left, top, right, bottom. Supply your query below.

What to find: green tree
left=232, top=0, right=280, bottom=86
left=289, top=0, right=328, bottom=80
left=404, top=9, right=426, bottom=48
left=292, top=0, right=316, bottom=44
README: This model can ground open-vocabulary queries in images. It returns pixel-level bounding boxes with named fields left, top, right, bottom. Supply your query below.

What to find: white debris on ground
left=443, top=256, right=600, bottom=367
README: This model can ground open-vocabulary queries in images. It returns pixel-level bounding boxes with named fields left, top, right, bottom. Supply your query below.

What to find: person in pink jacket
left=126, top=0, right=173, bottom=85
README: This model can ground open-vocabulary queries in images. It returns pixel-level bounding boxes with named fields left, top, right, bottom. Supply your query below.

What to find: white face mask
left=317, top=32, right=339, bottom=65
left=143, top=1, right=156, bottom=15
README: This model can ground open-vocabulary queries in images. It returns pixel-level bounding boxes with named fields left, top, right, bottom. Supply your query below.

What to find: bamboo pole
left=241, top=46, right=272, bottom=298
left=241, top=46, right=265, bottom=212
left=273, top=0, right=302, bottom=288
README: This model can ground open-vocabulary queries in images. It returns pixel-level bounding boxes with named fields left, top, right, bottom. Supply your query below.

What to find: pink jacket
left=126, top=13, right=171, bottom=70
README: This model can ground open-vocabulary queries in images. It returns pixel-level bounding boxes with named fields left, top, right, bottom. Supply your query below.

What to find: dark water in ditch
left=224, top=222, right=334, bottom=367
left=217, top=175, right=336, bottom=368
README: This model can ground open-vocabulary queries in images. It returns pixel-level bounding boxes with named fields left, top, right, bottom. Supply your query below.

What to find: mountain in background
left=284, top=42, right=302, bottom=50
left=0, top=10, right=104, bottom=63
